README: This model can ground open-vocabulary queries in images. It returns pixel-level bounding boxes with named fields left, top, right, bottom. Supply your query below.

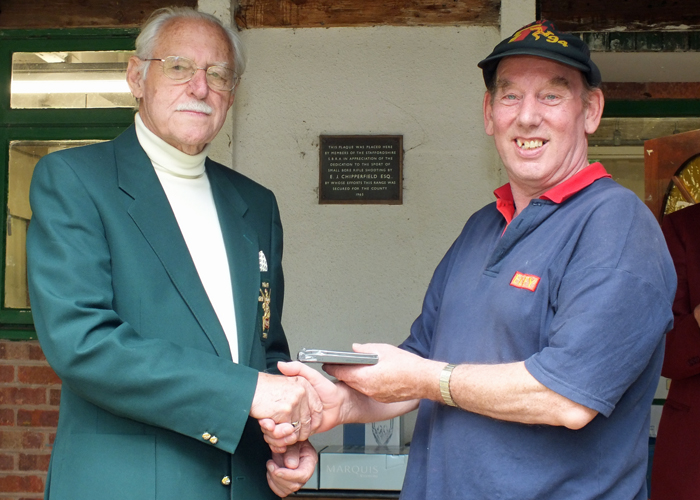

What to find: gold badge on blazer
left=259, top=282, right=271, bottom=339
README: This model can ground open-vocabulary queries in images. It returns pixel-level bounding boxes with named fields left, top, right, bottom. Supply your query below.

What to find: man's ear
left=483, top=91, right=495, bottom=137
left=227, top=87, right=236, bottom=109
left=126, top=56, right=145, bottom=99
left=584, top=88, right=605, bottom=135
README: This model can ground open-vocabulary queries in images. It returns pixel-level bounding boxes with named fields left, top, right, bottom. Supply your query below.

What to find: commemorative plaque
left=319, top=135, right=403, bottom=204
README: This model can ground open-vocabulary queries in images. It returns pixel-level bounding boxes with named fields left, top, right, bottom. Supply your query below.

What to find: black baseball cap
left=478, top=20, right=602, bottom=88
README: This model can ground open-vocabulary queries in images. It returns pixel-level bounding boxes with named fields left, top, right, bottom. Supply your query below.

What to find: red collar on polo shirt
left=494, top=162, right=611, bottom=225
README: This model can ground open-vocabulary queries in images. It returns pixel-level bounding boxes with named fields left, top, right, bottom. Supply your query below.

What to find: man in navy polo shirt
left=263, top=20, right=676, bottom=499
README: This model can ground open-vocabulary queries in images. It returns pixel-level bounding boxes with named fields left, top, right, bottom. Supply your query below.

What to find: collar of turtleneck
left=135, top=113, right=210, bottom=179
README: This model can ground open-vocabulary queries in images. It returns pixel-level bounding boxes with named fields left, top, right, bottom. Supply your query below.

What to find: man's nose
left=516, top=95, right=543, bottom=128
left=187, top=68, right=210, bottom=98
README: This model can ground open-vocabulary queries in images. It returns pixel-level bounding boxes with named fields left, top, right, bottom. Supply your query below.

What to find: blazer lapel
left=113, top=126, right=232, bottom=359
left=207, top=162, right=260, bottom=368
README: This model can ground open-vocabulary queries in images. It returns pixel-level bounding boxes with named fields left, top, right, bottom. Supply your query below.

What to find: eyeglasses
left=144, top=56, right=239, bottom=91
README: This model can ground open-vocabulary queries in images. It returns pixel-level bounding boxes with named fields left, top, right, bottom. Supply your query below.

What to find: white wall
left=232, top=25, right=500, bottom=351
left=229, top=26, right=501, bottom=446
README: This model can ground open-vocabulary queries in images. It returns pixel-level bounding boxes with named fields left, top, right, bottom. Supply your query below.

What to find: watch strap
left=439, top=363, right=458, bottom=407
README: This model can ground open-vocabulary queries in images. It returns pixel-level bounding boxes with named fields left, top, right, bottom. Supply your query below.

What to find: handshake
left=249, top=343, right=425, bottom=496
left=249, top=351, right=351, bottom=497
left=250, top=358, right=341, bottom=452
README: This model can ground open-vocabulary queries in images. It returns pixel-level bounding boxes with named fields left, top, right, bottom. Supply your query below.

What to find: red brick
left=27, top=343, right=46, bottom=362
left=0, top=453, right=15, bottom=471
left=0, top=365, right=15, bottom=383
left=0, top=430, right=24, bottom=449
left=22, top=432, right=44, bottom=450
left=17, top=366, right=61, bottom=385
left=18, top=453, right=51, bottom=472
left=17, top=410, right=59, bottom=428
left=49, top=389, right=61, bottom=406
left=0, top=474, right=44, bottom=493
left=48, top=433, right=56, bottom=446
left=0, top=341, right=29, bottom=361
left=0, top=388, right=46, bottom=405
left=16, top=410, right=31, bottom=427
left=40, top=411, right=59, bottom=428
left=0, top=408, right=14, bottom=426
left=0, top=430, right=45, bottom=450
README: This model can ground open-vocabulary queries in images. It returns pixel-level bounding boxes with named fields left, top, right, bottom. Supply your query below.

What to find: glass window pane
left=5, top=140, right=103, bottom=309
left=11, top=51, right=136, bottom=109
left=589, top=117, right=700, bottom=147
left=589, top=117, right=700, bottom=202
left=588, top=146, right=645, bottom=200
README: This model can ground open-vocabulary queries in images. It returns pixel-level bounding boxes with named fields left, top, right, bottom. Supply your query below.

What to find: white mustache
left=175, top=101, right=213, bottom=114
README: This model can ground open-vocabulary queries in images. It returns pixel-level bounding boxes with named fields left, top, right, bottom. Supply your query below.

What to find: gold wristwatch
left=439, top=363, right=458, bottom=407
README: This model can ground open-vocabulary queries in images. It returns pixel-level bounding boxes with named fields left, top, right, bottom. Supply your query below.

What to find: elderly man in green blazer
left=26, top=7, right=318, bottom=500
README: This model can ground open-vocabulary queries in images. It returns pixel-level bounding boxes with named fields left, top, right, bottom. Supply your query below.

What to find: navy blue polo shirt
left=400, top=163, right=676, bottom=500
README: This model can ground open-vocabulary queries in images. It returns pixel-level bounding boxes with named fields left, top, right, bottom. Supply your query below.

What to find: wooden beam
left=540, top=0, right=700, bottom=32
left=235, top=0, right=499, bottom=29
left=0, top=0, right=197, bottom=29
left=601, top=82, right=700, bottom=101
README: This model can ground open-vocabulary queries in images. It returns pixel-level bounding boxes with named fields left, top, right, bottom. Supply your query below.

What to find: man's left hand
left=324, top=343, right=441, bottom=403
left=266, top=441, right=318, bottom=497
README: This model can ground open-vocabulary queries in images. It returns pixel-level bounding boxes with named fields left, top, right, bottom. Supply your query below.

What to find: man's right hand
left=259, top=361, right=347, bottom=452
left=250, top=372, right=324, bottom=443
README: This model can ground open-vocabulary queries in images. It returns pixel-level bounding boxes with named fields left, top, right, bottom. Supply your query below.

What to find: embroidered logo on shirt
left=510, top=272, right=541, bottom=292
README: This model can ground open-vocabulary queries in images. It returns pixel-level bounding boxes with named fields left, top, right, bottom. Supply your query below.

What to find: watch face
left=664, top=155, right=700, bottom=216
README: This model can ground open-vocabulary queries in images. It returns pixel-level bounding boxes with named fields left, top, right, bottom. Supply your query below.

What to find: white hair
left=134, top=6, right=246, bottom=80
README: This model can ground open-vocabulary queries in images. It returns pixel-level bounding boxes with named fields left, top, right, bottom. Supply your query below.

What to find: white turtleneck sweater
left=135, top=113, right=238, bottom=363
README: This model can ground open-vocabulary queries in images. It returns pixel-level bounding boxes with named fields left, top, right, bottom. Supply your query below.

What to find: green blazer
left=26, top=125, right=290, bottom=500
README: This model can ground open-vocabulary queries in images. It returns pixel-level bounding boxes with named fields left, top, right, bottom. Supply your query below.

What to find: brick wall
left=0, top=340, right=60, bottom=500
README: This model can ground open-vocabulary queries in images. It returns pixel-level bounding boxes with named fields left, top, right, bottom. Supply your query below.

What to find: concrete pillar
left=197, top=0, right=237, bottom=168
left=500, top=0, right=536, bottom=39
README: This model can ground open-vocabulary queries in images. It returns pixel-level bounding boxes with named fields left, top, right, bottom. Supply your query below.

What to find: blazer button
left=221, top=476, right=231, bottom=486
left=209, top=436, right=219, bottom=444
left=202, top=432, right=212, bottom=441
